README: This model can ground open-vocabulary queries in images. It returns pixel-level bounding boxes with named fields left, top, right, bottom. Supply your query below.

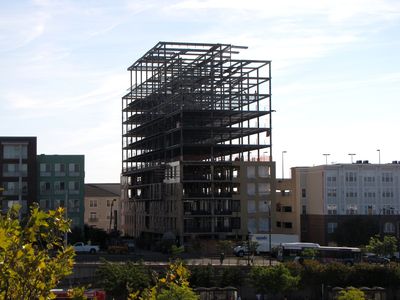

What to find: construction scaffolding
left=122, top=42, right=272, bottom=244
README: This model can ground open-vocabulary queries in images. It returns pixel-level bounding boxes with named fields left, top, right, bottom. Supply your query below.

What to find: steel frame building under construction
left=122, top=42, right=274, bottom=246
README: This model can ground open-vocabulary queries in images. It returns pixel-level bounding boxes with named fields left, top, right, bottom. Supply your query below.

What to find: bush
left=249, top=264, right=299, bottom=294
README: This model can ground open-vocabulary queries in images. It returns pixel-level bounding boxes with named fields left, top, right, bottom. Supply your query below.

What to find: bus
left=277, top=242, right=361, bottom=265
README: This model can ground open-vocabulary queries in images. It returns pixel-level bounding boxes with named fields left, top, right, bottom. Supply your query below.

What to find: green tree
left=249, top=264, right=299, bottom=295
left=217, top=240, right=233, bottom=254
left=337, top=287, right=365, bottom=300
left=366, top=235, right=397, bottom=257
left=190, top=264, right=216, bottom=288
left=130, top=260, right=199, bottom=300
left=0, top=204, right=75, bottom=299
left=96, top=260, right=151, bottom=299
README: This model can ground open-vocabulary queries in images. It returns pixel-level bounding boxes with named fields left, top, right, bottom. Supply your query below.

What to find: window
left=258, top=166, right=270, bottom=178
left=89, top=212, right=97, bottom=221
left=247, top=166, right=256, bottom=178
left=364, top=191, right=376, bottom=198
left=327, top=204, right=337, bottom=215
left=346, top=191, right=357, bottom=198
left=327, top=222, right=338, bottom=234
left=247, top=218, right=256, bottom=233
left=283, top=222, right=292, bottom=229
left=301, top=189, right=306, bottom=198
left=327, top=188, right=336, bottom=197
left=107, top=200, right=111, bottom=207
left=89, top=200, right=97, bottom=207
left=276, top=221, right=282, bottom=228
left=54, top=181, right=65, bottom=192
left=383, top=206, right=395, bottom=215
left=382, top=172, right=393, bottom=183
left=302, top=205, right=307, bottom=215
left=3, top=144, right=27, bottom=159
left=364, top=176, right=375, bottom=183
left=3, top=164, right=28, bottom=177
left=384, top=222, right=395, bottom=233
left=68, top=181, right=80, bottom=193
left=259, top=200, right=270, bottom=213
left=259, top=218, right=270, bottom=231
left=345, top=172, right=357, bottom=182
left=247, top=183, right=256, bottom=196
left=382, top=190, right=394, bottom=198
left=40, top=181, right=51, bottom=193
left=40, top=163, right=51, bottom=175
left=247, top=200, right=256, bottom=213
left=283, top=206, right=292, bottom=212
left=258, top=183, right=270, bottom=196
left=69, top=163, right=80, bottom=175
left=54, top=163, right=65, bottom=175
left=327, top=176, right=336, bottom=183
left=346, top=204, right=357, bottom=215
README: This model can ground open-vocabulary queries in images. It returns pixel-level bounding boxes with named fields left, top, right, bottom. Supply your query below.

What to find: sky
left=1, top=0, right=400, bottom=182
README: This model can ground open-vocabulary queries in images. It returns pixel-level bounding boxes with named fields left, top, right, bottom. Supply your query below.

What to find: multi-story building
left=84, top=183, right=120, bottom=232
left=0, top=136, right=37, bottom=215
left=37, top=155, right=85, bottom=230
left=122, top=42, right=273, bottom=246
left=274, top=178, right=301, bottom=237
left=293, top=162, right=400, bottom=245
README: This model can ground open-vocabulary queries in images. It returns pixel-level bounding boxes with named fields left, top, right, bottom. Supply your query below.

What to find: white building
left=292, top=161, right=400, bottom=245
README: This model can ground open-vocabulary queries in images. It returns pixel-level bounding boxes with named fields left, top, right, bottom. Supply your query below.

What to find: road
left=74, top=250, right=278, bottom=266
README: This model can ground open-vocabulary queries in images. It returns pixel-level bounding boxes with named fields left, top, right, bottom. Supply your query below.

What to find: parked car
left=233, top=245, right=258, bottom=257
left=73, top=242, right=100, bottom=254
left=364, top=254, right=390, bottom=264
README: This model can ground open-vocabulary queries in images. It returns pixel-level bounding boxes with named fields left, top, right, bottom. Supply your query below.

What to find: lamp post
left=348, top=153, right=356, bottom=164
left=323, top=154, right=330, bottom=165
left=377, top=149, right=381, bottom=164
left=109, top=198, right=117, bottom=233
left=268, top=200, right=272, bottom=266
left=281, top=151, right=287, bottom=179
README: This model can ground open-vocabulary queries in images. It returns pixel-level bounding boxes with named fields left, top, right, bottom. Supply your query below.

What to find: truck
left=73, top=242, right=100, bottom=254
left=233, top=234, right=299, bottom=257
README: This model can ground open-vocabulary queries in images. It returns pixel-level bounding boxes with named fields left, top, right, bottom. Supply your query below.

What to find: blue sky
left=1, top=0, right=400, bottom=182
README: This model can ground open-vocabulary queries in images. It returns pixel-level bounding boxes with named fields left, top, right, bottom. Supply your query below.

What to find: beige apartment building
left=84, top=183, right=120, bottom=232
left=274, top=177, right=301, bottom=237
left=292, top=162, right=400, bottom=246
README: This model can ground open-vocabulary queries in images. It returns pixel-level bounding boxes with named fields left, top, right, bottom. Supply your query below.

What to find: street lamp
left=322, top=154, right=330, bottom=165
left=377, top=149, right=381, bottom=164
left=281, top=151, right=287, bottom=179
left=348, top=153, right=356, bottom=164
left=109, top=198, right=117, bottom=233
left=266, top=200, right=272, bottom=266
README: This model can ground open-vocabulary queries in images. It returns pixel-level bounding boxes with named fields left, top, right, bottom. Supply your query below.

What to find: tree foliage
left=130, top=260, right=199, bottom=300
left=366, top=235, right=397, bottom=257
left=0, top=204, right=75, bottom=299
left=337, top=287, right=365, bottom=300
left=190, top=264, right=216, bottom=288
left=249, top=264, right=299, bottom=294
left=96, top=260, right=151, bottom=299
